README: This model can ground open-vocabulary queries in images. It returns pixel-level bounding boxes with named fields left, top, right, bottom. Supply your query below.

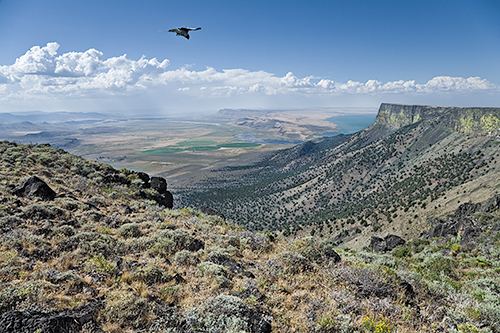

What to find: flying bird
left=168, top=27, right=201, bottom=39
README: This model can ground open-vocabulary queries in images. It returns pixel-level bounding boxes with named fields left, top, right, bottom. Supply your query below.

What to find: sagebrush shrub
left=118, top=223, right=141, bottom=238
left=23, top=204, right=66, bottom=221
left=174, top=250, right=199, bottom=266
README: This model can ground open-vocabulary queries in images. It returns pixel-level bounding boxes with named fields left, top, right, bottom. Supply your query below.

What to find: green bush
left=132, top=264, right=171, bottom=285
left=198, top=261, right=227, bottom=277
left=54, top=225, right=75, bottom=237
left=102, top=292, right=149, bottom=329
left=118, top=223, right=141, bottom=238
left=185, top=295, right=252, bottom=333
left=84, top=254, right=118, bottom=277
left=55, top=198, right=82, bottom=211
left=23, top=204, right=66, bottom=221
left=393, top=246, right=412, bottom=258
left=421, top=253, right=457, bottom=277
left=174, top=250, right=199, bottom=266
left=149, top=229, right=204, bottom=257
left=0, top=216, right=25, bottom=229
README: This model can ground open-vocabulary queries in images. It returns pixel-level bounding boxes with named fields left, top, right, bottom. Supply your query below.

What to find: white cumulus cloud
left=0, top=43, right=498, bottom=111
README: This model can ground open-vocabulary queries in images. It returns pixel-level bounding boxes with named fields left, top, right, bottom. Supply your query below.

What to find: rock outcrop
left=370, top=234, right=406, bottom=253
left=11, top=176, right=56, bottom=200
left=200, top=205, right=226, bottom=220
left=0, top=301, right=102, bottom=333
left=133, top=175, right=173, bottom=208
left=422, top=201, right=483, bottom=240
left=419, top=196, right=500, bottom=249
left=376, top=103, right=500, bottom=136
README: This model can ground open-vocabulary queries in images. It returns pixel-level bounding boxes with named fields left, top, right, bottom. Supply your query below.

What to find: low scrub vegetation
left=0, top=141, right=500, bottom=332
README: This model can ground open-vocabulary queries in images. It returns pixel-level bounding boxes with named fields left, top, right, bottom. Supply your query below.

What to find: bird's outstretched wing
left=181, top=27, right=201, bottom=31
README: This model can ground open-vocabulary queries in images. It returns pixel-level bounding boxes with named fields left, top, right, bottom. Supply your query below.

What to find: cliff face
left=376, top=103, right=500, bottom=136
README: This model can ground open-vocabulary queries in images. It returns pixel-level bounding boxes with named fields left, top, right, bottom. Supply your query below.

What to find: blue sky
left=1, top=0, right=499, bottom=114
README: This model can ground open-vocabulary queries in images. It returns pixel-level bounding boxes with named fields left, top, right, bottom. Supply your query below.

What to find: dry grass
left=0, top=141, right=498, bottom=332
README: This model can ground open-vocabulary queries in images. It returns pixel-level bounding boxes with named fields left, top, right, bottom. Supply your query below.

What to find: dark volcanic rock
left=451, top=202, right=481, bottom=219
left=481, top=194, right=500, bottom=213
left=0, top=301, right=102, bottom=333
left=135, top=171, right=150, bottom=188
left=235, top=281, right=265, bottom=302
left=158, top=191, right=174, bottom=209
left=423, top=217, right=461, bottom=239
left=322, top=246, right=341, bottom=263
left=200, top=205, right=226, bottom=220
left=422, top=201, right=480, bottom=240
left=133, top=188, right=173, bottom=209
left=399, top=281, right=415, bottom=299
left=384, top=235, right=406, bottom=250
left=370, top=236, right=385, bottom=253
left=370, top=235, right=405, bottom=253
left=11, top=176, right=56, bottom=200
left=150, top=305, right=190, bottom=332
left=151, top=176, right=167, bottom=193
left=208, top=252, right=255, bottom=278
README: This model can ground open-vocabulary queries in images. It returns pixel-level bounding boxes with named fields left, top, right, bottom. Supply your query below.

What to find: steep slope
left=177, top=103, right=500, bottom=249
left=4, top=142, right=500, bottom=332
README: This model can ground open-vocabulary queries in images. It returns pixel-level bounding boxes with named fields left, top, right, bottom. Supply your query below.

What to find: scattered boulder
left=200, top=205, right=226, bottom=220
left=480, top=194, right=500, bottom=213
left=322, top=246, right=342, bottom=263
left=399, top=281, right=415, bottom=299
left=11, top=176, right=56, bottom=200
left=149, top=305, right=189, bottom=332
left=450, top=202, right=481, bottom=219
left=150, top=176, right=173, bottom=208
left=423, top=217, right=461, bottom=239
left=151, top=176, right=167, bottom=193
left=234, top=281, right=265, bottom=302
left=133, top=175, right=173, bottom=208
left=370, top=235, right=405, bottom=253
left=157, top=191, right=174, bottom=209
left=135, top=172, right=150, bottom=188
left=207, top=251, right=255, bottom=278
left=385, top=235, right=406, bottom=250
left=102, top=172, right=129, bottom=185
left=173, top=273, right=186, bottom=284
left=0, top=301, right=103, bottom=333
left=421, top=202, right=481, bottom=240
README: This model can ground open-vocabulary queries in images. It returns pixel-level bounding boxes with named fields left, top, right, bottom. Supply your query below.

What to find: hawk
left=168, top=27, right=201, bottom=40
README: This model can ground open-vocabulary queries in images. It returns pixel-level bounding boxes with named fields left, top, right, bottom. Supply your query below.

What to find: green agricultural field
left=184, top=146, right=220, bottom=151
left=218, top=142, right=261, bottom=148
left=137, top=147, right=185, bottom=155
left=138, top=142, right=261, bottom=155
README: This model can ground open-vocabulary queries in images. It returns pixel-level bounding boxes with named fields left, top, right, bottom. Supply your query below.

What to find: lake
left=321, top=113, right=377, bottom=137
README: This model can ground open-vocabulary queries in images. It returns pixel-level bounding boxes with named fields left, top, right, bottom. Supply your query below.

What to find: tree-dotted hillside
left=177, top=106, right=500, bottom=248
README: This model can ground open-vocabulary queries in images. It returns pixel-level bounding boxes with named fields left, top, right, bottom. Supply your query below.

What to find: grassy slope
left=1, top=141, right=500, bottom=332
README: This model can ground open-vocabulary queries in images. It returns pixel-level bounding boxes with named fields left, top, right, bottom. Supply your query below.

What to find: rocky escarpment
left=376, top=103, right=500, bottom=136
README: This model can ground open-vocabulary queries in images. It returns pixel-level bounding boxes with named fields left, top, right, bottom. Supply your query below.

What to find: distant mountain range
left=0, top=111, right=113, bottom=124
left=177, top=103, right=500, bottom=249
